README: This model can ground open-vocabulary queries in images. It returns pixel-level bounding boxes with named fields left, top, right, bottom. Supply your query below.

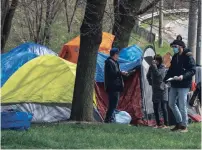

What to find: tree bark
left=158, top=0, right=163, bottom=48
left=1, top=0, right=18, bottom=52
left=112, top=0, right=160, bottom=49
left=70, top=0, right=107, bottom=121
left=196, top=0, right=201, bottom=66
left=188, top=0, right=198, bottom=60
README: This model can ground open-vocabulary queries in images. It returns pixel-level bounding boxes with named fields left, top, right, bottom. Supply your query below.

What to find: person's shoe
left=170, top=124, right=180, bottom=131
left=179, top=126, right=188, bottom=133
left=161, top=125, right=169, bottom=129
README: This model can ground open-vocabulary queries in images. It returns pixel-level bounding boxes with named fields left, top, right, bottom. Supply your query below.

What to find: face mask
left=173, top=47, right=179, bottom=54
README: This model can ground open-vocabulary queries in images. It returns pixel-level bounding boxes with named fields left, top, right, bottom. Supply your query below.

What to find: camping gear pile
left=1, top=32, right=201, bottom=127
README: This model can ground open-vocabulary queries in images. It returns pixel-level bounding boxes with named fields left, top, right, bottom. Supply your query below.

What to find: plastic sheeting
left=1, top=110, right=33, bottom=130
left=115, top=110, right=132, bottom=124
left=1, top=103, right=102, bottom=123
left=1, top=42, right=57, bottom=87
left=1, top=52, right=38, bottom=87
left=5, top=42, right=57, bottom=56
left=95, top=45, right=143, bottom=82
left=141, top=46, right=156, bottom=115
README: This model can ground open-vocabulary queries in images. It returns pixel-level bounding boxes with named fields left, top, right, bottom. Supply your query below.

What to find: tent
left=1, top=55, right=102, bottom=122
left=60, top=37, right=156, bottom=125
left=163, top=52, right=172, bottom=68
left=59, top=32, right=115, bottom=63
left=1, top=43, right=57, bottom=87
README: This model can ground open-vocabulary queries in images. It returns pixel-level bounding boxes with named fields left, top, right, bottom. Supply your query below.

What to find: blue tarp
left=1, top=110, right=33, bottom=131
left=95, top=45, right=143, bottom=82
left=1, top=43, right=57, bottom=87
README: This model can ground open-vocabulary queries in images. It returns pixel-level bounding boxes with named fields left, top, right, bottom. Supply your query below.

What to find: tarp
left=1, top=42, right=57, bottom=87
left=95, top=45, right=143, bottom=82
left=1, top=52, right=37, bottom=87
left=4, top=42, right=57, bottom=56
left=141, top=46, right=156, bottom=115
left=59, top=32, right=115, bottom=63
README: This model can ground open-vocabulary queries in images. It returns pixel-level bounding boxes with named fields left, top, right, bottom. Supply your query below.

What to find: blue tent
left=1, top=43, right=57, bottom=87
left=3, top=42, right=57, bottom=56
left=95, top=45, right=143, bottom=82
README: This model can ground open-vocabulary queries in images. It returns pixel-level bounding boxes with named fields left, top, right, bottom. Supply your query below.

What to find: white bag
left=115, top=111, right=132, bottom=124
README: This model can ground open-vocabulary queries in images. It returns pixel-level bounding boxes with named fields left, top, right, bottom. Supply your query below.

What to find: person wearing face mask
left=164, top=40, right=196, bottom=132
left=104, top=48, right=128, bottom=123
left=147, top=54, right=169, bottom=128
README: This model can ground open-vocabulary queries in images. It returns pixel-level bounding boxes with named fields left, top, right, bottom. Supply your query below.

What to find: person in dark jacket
left=147, top=54, right=168, bottom=128
left=104, top=48, right=128, bottom=123
left=164, top=40, right=196, bottom=132
left=176, top=35, right=183, bottom=41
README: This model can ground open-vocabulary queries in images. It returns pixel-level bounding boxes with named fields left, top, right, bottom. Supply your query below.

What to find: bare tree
left=112, top=0, right=160, bottom=49
left=20, top=0, right=62, bottom=45
left=187, top=0, right=198, bottom=59
left=158, top=0, right=164, bottom=48
left=70, top=0, right=107, bottom=121
left=1, top=0, right=19, bottom=52
left=196, top=0, right=201, bottom=66
left=63, top=0, right=79, bottom=33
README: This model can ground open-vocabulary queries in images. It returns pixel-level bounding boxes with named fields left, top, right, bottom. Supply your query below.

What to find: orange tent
left=163, top=52, right=172, bottom=68
left=59, top=32, right=115, bottom=63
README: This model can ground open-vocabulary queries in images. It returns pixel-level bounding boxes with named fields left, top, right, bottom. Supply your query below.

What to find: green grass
left=1, top=123, right=201, bottom=149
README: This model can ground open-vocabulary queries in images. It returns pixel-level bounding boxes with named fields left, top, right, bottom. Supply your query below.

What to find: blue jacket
left=164, top=49, right=196, bottom=88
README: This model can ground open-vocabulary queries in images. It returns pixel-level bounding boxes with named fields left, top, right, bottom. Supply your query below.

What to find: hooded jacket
left=104, top=57, right=124, bottom=92
left=147, top=64, right=168, bottom=102
left=164, top=49, right=196, bottom=88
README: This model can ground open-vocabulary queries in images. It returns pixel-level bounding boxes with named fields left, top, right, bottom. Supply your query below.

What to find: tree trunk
left=158, top=0, right=163, bottom=48
left=70, top=0, right=107, bottom=121
left=1, top=0, right=18, bottom=52
left=196, top=0, right=201, bottom=66
left=112, top=0, right=160, bottom=49
left=112, top=0, right=142, bottom=49
left=188, top=0, right=198, bottom=60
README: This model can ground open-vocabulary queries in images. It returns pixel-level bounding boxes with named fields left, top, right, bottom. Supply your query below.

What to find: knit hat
left=170, top=40, right=186, bottom=48
left=110, top=48, right=119, bottom=57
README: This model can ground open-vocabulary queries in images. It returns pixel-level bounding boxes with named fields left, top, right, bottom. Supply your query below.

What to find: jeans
left=153, top=101, right=169, bottom=126
left=105, top=92, right=120, bottom=122
left=169, top=87, right=189, bottom=127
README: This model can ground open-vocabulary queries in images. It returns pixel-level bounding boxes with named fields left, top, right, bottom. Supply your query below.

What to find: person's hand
left=173, top=75, right=183, bottom=81
left=121, top=71, right=128, bottom=76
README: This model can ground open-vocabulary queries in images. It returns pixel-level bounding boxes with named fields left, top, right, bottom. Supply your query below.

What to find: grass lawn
left=1, top=123, right=201, bottom=149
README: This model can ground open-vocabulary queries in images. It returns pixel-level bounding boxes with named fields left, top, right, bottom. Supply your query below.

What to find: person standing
left=147, top=54, right=169, bottom=128
left=164, top=40, right=196, bottom=132
left=104, top=48, right=128, bottom=123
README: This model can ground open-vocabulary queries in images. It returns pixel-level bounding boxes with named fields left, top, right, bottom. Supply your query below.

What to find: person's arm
left=182, top=55, right=196, bottom=80
left=147, top=66, right=152, bottom=85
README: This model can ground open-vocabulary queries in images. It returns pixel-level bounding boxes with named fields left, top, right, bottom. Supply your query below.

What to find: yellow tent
left=1, top=55, right=100, bottom=122
left=1, top=55, right=76, bottom=103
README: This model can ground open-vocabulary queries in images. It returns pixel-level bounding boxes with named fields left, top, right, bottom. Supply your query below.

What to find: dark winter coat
left=104, top=57, right=124, bottom=92
left=164, top=49, right=196, bottom=88
left=147, top=64, right=168, bottom=102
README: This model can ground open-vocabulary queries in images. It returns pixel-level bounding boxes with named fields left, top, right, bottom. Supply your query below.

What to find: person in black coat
left=104, top=48, right=128, bottom=123
left=147, top=54, right=168, bottom=128
left=164, top=40, right=196, bottom=132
